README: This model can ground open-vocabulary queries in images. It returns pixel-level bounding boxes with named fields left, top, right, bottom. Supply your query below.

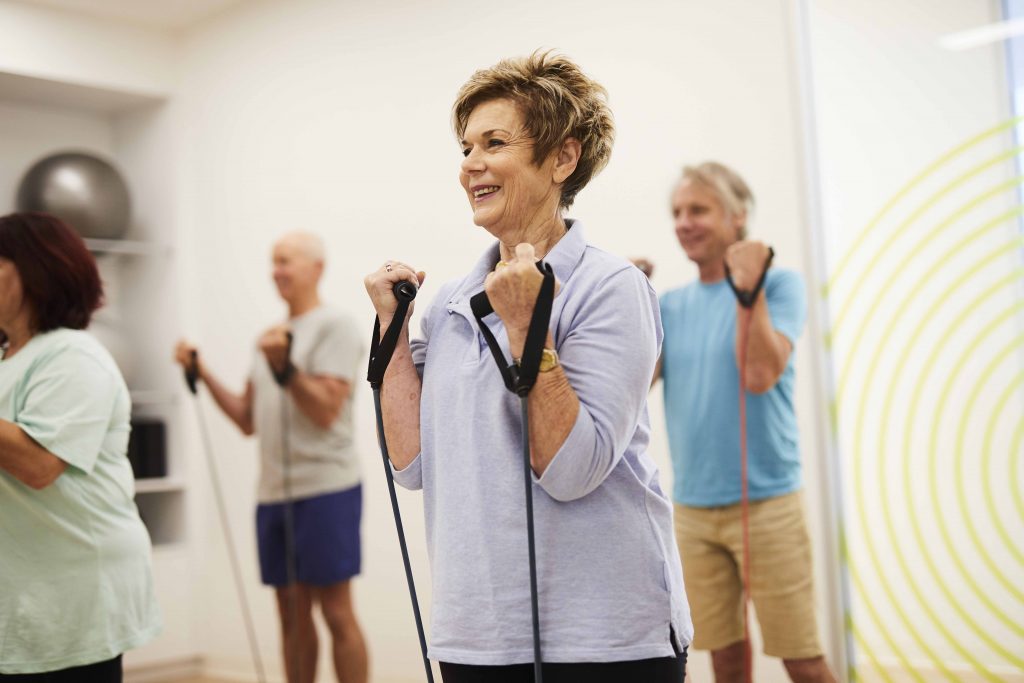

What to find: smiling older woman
left=364, top=52, right=692, bottom=682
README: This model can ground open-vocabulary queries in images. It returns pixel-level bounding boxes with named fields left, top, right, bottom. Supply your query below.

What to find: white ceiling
left=15, top=0, right=249, bottom=30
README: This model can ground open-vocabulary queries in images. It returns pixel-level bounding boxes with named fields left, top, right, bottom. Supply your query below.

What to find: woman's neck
left=497, top=214, right=567, bottom=262
left=2, top=316, right=35, bottom=359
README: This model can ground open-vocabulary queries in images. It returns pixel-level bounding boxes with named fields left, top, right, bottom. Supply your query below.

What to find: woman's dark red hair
left=0, top=212, right=103, bottom=332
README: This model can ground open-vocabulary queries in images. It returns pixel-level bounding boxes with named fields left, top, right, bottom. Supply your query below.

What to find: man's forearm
left=200, top=367, right=253, bottom=434
left=737, top=292, right=789, bottom=393
left=287, top=371, right=348, bottom=429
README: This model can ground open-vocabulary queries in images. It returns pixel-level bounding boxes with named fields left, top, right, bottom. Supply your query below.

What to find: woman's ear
left=552, top=137, right=582, bottom=184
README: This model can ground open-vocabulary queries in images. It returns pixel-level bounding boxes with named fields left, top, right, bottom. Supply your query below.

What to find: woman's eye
left=487, top=138, right=505, bottom=148
left=462, top=148, right=471, bottom=157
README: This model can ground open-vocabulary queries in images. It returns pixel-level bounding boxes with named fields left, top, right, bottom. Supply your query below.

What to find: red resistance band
left=737, top=306, right=754, bottom=683
left=724, top=247, right=774, bottom=683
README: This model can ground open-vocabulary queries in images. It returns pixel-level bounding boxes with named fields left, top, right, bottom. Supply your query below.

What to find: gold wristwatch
left=515, top=347, right=560, bottom=373
left=538, top=347, right=559, bottom=372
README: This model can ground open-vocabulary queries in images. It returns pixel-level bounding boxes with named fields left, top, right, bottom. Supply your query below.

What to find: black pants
left=440, top=649, right=687, bottom=683
left=0, top=656, right=121, bottom=683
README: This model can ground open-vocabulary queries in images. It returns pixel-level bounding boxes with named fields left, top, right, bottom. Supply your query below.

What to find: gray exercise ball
left=16, top=152, right=131, bottom=240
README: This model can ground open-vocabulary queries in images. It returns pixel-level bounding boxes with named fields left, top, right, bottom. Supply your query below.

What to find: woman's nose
left=461, top=146, right=484, bottom=174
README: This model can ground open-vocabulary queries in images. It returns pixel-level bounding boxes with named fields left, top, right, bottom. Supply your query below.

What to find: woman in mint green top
left=0, top=213, right=161, bottom=681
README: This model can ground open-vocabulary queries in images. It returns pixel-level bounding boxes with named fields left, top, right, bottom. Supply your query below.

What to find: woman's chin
left=471, top=212, right=499, bottom=234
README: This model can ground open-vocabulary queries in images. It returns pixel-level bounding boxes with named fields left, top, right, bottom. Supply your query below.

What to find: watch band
left=272, top=360, right=297, bottom=387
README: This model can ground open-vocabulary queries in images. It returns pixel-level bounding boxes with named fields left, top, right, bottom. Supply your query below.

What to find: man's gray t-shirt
left=250, top=305, right=363, bottom=503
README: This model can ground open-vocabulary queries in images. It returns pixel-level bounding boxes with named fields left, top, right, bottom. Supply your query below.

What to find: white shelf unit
left=130, top=390, right=179, bottom=407
left=134, top=477, right=187, bottom=494
left=0, top=73, right=184, bottom=528
left=87, top=240, right=184, bottom=547
left=85, top=237, right=173, bottom=256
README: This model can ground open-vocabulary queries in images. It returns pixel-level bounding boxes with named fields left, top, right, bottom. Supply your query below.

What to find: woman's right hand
left=364, top=261, right=425, bottom=326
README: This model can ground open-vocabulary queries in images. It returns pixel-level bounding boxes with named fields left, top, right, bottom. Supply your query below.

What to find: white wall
left=176, top=0, right=830, bottom=681
left=0, top=0, right=175, bottom=96
left=806, top=0, right=1024, bottom=680
left=0, top=0, right=845, bottom=680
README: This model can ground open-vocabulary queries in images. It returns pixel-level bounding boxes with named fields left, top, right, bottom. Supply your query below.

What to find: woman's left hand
left=484, top=243, right=561, bottom=357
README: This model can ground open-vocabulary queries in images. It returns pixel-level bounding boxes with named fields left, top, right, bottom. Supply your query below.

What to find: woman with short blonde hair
left=366, top=51, right=691, bottom=682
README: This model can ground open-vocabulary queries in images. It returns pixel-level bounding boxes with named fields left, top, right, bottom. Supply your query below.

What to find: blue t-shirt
left=660, top=269, right=806, bottom=507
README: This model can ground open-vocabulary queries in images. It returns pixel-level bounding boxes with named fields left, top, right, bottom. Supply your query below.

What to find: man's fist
left=259, top=325, right=292, bottom=375
left=724, top=240, right=770, bottom=291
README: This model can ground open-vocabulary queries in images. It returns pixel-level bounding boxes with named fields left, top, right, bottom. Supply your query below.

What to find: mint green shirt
left=0, top=329, right=162, bottom=674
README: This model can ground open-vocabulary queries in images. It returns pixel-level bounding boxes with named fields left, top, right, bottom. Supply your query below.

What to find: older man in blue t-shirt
left=642, top=162, right=836, bottom=683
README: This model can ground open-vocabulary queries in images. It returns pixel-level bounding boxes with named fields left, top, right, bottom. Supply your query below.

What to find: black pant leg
left=0, top=655, right=122, bottom=683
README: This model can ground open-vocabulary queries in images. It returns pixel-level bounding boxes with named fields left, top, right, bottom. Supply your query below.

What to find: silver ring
left=385, top=262, right=393, bottom=272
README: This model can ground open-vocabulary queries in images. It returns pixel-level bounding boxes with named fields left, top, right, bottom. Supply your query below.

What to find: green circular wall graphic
left=826, top=117, right=1024, bottom=682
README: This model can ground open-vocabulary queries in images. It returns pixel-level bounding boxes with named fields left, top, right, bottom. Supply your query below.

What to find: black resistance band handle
left=185, top=350, right=200, bottom=395
left=394, top=280, right=417, bottom=303
left=367, top=280, right=418, bottom=388
left=469, top=260, right=550, bottom=318
left=270, top=331, right=295, bottom=387
left=725, top=247, right=775, bottom=308
left=470, top=261, right=554, bottom=397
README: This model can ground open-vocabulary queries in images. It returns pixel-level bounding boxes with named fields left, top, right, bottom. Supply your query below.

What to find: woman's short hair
left=452, top=50, right=615, bottom=209
left=680, top=162, right=755, bottom=239
left=0, top=212, right=103, bottom=332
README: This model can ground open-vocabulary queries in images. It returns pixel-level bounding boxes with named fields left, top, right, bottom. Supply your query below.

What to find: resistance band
left=366, top=280, right=434, bottom=683
left=269, top=332, right=303, bottom=683
left=470, top=261, right=556, bottom=683
left=724, top=247, right=774, bottom=683
left=184, top=354, right=267, bottom=683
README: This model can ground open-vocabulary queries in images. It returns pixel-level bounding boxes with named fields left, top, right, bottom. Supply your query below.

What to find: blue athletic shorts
left=255, top=485, right=362, bottom=586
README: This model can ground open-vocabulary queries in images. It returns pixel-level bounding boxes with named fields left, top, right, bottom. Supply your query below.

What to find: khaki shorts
left=674, top=491, right=823, bottom=659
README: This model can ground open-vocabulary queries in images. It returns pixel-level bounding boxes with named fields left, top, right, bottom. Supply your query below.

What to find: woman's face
left=459, top=98, right=560, bottom=238
left=0, top=257, right=25, bottom=329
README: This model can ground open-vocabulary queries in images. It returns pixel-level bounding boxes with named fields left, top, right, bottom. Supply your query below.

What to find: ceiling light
left=939, top=17, right=1024, bottom=51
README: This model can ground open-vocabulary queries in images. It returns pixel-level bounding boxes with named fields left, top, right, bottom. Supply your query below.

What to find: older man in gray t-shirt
left=174, top=231, right=368, bottom=683
left=251, top=304, right=362, bottom=504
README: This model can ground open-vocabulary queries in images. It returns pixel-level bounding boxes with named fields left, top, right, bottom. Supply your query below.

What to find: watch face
left=539, top=348, right=559, bottom=372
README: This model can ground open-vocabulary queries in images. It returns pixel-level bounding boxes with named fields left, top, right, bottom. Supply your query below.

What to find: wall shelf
left=130, top=390, right=179, bottom=407
left=135, top=478, right=186, bottom=494
left=0, top=70, right=168, bottom=114
left=85, top=238, right=172, bottom=256
left=134, top=489, right=185, bottom=546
